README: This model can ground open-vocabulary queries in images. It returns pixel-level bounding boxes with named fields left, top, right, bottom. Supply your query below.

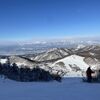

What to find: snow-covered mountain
left=8, top=56, right=37, bottom=68
left=50, top=55, right=98, bottom=77
left=33, top=48, right=72, bottom=62
left=0, top=45, right=100, bottom=77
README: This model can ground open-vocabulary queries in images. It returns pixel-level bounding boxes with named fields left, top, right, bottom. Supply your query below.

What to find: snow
left=51, top=55, right=92, bottom=77
left=0, top=59, right=7, bottom=64
left=0, top=78, right=100, bottom=100
left=52, top=55, right=89, bottom=71
left=76, top=44, right=85, bottom=50
left=90, top=52, right=95, bottom=56
left=65, top=71, right=82, bottom=77
left=16, top=62, right=27, bottom=66
left=34, top=48, right=70, bottom=61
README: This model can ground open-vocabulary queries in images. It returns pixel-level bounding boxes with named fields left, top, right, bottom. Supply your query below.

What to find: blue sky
left=0, top=0, right=100, bottom=41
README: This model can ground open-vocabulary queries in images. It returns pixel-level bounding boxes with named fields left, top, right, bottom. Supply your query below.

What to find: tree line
left=0, top=61, right=61, bottom=82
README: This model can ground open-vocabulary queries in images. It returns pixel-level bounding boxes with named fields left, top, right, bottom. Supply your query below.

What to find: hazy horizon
left=0, top=36, right=100, bottom=46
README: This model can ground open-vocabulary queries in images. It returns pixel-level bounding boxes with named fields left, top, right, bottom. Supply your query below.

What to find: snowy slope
left=34, top=48, right=71, bottom=61
left=52, top=55, right=89, bottom=70
left=0, top=78, right=100, bottom=100
left=0, top=54, right=98, bottom=77
left=9, top=56, right=36, bottom=68
left=51, top=55, right=90, bottom=77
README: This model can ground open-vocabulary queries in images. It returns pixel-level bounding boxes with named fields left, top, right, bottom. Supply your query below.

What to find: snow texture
left=0, top=78, right=100, bottom=100
left=52, top=55, right=89, bottom=71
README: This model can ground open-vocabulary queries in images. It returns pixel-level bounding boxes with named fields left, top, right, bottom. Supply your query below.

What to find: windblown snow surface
left=0, top=78, right=100, bottom=100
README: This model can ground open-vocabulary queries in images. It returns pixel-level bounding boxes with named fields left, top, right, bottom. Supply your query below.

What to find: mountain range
left=0, top=44, right=100, bottom=77
left=0, top=37, right=100, bottom=55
